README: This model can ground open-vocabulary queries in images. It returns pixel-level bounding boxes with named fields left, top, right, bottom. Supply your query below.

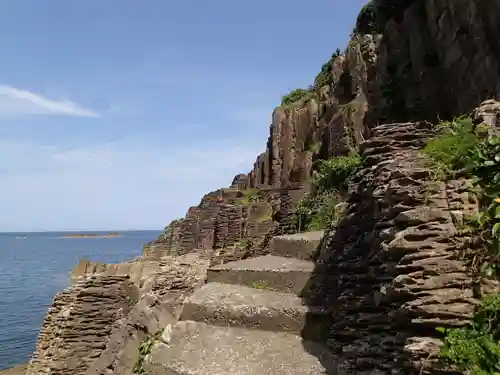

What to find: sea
left=0, top=230, right=161, bottom=370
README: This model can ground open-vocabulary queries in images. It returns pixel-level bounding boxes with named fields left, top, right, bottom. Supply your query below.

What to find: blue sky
left=0, top=0, right=366, bottom=232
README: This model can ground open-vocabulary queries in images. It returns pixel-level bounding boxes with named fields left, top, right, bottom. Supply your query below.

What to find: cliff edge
left=25, top=1, right=500, bottom=374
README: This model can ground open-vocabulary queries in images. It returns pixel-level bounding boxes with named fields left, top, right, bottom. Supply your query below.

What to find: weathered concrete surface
left=181, top=282, right=328, bottom=336
left=269, top=230, right=324, bottom=260
left=207, top=255, right=315, bottom=295
left=145, top=321, right=338, bottom=375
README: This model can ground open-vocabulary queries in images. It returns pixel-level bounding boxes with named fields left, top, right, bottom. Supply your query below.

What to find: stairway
left=145, top=231, right=338, bottom=375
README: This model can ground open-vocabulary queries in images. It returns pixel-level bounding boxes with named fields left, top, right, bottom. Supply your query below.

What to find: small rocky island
left=59, top=232, right=121, bottom=239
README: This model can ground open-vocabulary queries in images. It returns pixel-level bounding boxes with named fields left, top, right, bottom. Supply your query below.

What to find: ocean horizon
left=0, top=229, right=161, bottom=370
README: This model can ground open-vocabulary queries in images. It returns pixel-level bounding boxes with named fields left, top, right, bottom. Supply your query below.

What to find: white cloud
left=0, top=85, right=99, bottom=118
left=0, top=136, right=261, bottom=232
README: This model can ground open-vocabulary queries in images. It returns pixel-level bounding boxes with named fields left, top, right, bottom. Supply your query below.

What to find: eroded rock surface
left=26, top=276, right=138, bottom=375
left=305, top=121, right=481, bottom=374
left=84, top=255, right=209, bottom=375
left=25, top=0, right=500, bottom=373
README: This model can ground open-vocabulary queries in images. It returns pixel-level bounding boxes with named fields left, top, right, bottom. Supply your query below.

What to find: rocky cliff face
left=26, top=277, right=138, bottom=375
left=304, top=120, right=500, bottom=373
left=26, top=1, right=500, bottom=374
left=144, top=0, right=500, bottom=262
left=369, top=0, right=500, bottom=124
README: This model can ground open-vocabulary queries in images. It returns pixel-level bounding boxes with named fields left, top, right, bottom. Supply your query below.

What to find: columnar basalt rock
left=304, top=121, right=480, bottom=374
left=83, top=256, right=209, bottom=375
left=366, top=0, right=500, bottom=123
left=30, top=255, right=209, bottom=375
left=26, top=276, right=138, bottom=375
left=25, top=1, right=500, bottom=373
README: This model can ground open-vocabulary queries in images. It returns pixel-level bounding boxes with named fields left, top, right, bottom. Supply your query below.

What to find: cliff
left=25, top=1, right=500, bottom=374
left=145, top=0, right=500, bottom=265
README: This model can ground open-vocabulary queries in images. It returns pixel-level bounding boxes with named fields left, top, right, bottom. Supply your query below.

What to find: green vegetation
left=133, top=330, right=162, bottom=374
left=422, top=116, right=481, bottom=180
left=280, top=49, right=341, bottom=108
left=281, top=89, right=315, bottom=107
left=438, top=295, right=500, bottom=375
left=354, top=0, right=422, bottom=35
left=233, top=238, right=253, bottom=252
left=293, top=190, right=342, bottom=232
left=307, top=141, right=323, bottom=155
left=312, top=49, right=342, bottom=90
left=422, top=116, right=500, bottom=373
left=292, top=152, right=360, bottom=232
left=256, top=204, right=273, bottom=223
left=312, top=153, right=361, bottom=194
left=249, top=280, right=270, bottom=290
left=355, top=1, right=378, bottom=34
left=238, top=188, right=259, bottom=206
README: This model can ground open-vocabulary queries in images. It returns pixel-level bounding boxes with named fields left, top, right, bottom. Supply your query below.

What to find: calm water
left=0, top=230, right=160, bottom=370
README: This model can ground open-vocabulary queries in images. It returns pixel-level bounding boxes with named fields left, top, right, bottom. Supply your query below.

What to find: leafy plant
left=238, top=188, right=259, bottom=206
left=423, top=117, right=500, bottom=277
left=292, top=153, right=360, bottom=232
left=422, top=116, right=480, bottom=179
left=281, top=88, right=314, bottom=107
left=312, top=152, right=361, bottom=193
left=233, top=238, right=253, bottom=251
left=425, top=117, right=500, bottom=374
left=250, top=280, right=269, bottom=290
left=307, top=141, right=323, bottom=155
left=256, top=204, right=273, bottom=223
left=133, top=330, right=162, bottom=374
left=355, top=1, right=379, bottom=34
left=312, top=49, right=342, bottom=90
left=438, top=295, right=500, bottom=375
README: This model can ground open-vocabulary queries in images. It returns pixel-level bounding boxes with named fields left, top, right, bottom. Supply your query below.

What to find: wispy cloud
left=0, top=85, right=99, bottom=118
left=0, top=136, right=260, bottom=231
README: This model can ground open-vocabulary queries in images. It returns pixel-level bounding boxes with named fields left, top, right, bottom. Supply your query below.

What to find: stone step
left=145, top=321, right=338, bottom=375
left=207, top=255, right=315, bottom=295
left=269, top=231, right=324, bottom=260
left=181, top=282, right=330, bottom=340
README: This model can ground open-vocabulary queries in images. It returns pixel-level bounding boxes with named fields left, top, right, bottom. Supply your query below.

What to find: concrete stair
left=207, top=254, right=315, bottom=295
left=268, top=230, right=324, bottom=260
left=181, top=282, right=330, bottom=340
left=146, top=233, right=337, bottom=375
left=146, top=321, right=336, bottom=375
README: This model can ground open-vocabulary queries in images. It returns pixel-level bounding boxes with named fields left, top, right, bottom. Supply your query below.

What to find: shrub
left=293, top=190, right=342, bottom=232
left=355, top=1, right=379, bottom=34
left=250, top=280, right=270, bottom=289
left=438, top=294, right=500, bottom=375
left=312, top=49, right=342, bottom=89
left=292, top=152, right=360, bottom=232
left=312, top=152, right=361, bottom=193
left=281, top=88, right=314, bottom=107
left=425, top=117, right=500, bottom=374
left=133, top=330, right=162, bottom=374
left=256, top=204, right=273, bottom=223
left=238, top=188, right=259, bottom=206
left=422, top=116, right=480, bottom=179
